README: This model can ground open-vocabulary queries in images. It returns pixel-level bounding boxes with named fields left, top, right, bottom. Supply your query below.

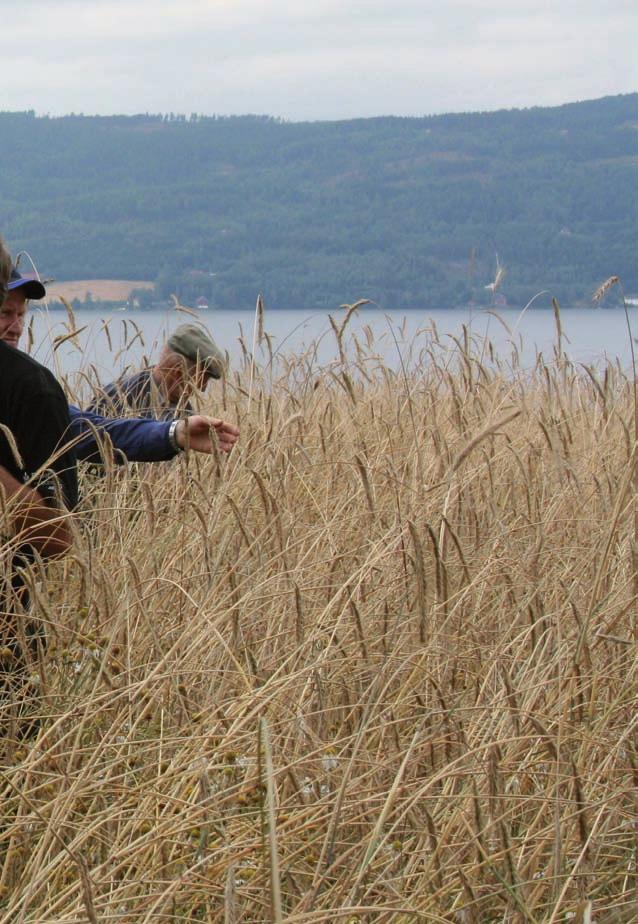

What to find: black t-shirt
left=0, top=343, right=78, bottom=668
left=0, top=341, right=78, bottom=514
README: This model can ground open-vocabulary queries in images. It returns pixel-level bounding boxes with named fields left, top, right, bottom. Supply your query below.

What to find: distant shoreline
left=44, top=279, right=153, bottom=302
left=38, top=302, right=621, bottom=312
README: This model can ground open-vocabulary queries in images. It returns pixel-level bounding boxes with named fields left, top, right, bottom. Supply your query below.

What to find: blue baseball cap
left=8, top=267, right=46, bottom=300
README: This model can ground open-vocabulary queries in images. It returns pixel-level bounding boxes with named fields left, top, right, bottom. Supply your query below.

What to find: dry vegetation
left=1, top=307, right=637, bottom=923
left=44, top=280, right=153, bottom=303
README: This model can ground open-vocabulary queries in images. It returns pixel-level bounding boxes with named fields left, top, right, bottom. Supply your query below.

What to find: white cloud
left=3, top=0, right=637, bottom=119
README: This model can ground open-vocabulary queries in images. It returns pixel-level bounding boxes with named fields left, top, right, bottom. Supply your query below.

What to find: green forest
left=1, top=94, right=637, bottom=310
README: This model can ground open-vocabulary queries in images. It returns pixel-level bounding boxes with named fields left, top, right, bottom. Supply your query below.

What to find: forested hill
left=1, top=95, right=637, bottom=310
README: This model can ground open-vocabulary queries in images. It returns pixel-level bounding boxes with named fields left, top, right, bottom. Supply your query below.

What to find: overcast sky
left=4, top=0, right=637, bottom=121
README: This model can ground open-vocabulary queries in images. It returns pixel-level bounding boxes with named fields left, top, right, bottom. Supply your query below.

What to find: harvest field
left=1, top=304, right=637, bottom=922
left=44, top=279, right=153, bottom=303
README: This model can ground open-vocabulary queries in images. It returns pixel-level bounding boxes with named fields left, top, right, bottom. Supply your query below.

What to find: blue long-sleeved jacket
left=68, top=406, right=178, bottom=463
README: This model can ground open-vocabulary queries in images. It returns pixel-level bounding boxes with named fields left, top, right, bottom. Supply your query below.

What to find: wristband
left=168, top=419, right=183, bottom=453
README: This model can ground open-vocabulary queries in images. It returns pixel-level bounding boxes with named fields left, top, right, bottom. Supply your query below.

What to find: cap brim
left=8, top=276, right=46, bottom=299
left=201, top=356, right=224, bottom=379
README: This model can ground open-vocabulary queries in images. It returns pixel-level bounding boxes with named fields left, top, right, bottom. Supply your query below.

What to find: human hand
left=175, top=416, right=240, bottom=454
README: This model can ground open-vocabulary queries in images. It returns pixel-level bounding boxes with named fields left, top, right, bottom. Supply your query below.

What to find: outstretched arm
left=69, top=407, right=239, bottom=463
left=70, top=406, right=176, bottom=463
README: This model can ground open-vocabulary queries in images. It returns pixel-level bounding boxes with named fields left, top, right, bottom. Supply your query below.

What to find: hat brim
left=201, top=357, right=224, bottom=379
left=8, top=276, right=46, bottom=299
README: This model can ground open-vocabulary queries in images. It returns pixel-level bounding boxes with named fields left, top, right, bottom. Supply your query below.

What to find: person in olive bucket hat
left=89, top=323, right=226, bottom=421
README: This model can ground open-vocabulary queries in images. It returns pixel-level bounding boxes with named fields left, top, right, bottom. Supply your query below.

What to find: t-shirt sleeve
left=16, top=373, right=79, bottom=511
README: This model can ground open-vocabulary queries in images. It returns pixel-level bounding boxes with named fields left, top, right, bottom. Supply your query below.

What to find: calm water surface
left=26, top=304, right=637, bottom=399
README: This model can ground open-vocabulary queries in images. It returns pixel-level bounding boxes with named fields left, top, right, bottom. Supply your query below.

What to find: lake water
left=25, top=303, right=638, bottom=398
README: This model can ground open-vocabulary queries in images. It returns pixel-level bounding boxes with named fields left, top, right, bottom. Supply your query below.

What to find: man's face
left=0, top=289, right=27, bottom=348
left=165, top=357, right=213, bottom=403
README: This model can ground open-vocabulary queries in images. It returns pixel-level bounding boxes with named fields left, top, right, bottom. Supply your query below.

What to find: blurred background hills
left=1, top=93, right=636, bottom=310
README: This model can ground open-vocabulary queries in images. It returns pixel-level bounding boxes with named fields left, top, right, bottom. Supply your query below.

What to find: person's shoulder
left=101, top=368, right=150, bottom=393
left=121, top=368, right=151, bottom=388
left=0, top=342, right=63, bottom=395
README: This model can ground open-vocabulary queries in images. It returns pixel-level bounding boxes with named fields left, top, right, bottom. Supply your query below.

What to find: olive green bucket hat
left=167, top=323, right=225, bottom=379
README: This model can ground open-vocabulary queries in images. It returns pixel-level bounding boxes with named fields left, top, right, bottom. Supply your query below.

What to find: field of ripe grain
left=1, top=308, right=637, bottom=923
left=44, top=278, right=153, bottom=302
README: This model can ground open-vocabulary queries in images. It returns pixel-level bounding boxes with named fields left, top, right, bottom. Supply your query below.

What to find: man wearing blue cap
left=2, top=267, right=240, bottom=461
left=0, top=261, right=77, bottom=549
left=0, top=245, right=79, bottom=740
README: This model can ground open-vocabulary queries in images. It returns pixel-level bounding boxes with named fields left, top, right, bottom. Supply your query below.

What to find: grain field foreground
left=1, top=313, right=637, bottom=923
